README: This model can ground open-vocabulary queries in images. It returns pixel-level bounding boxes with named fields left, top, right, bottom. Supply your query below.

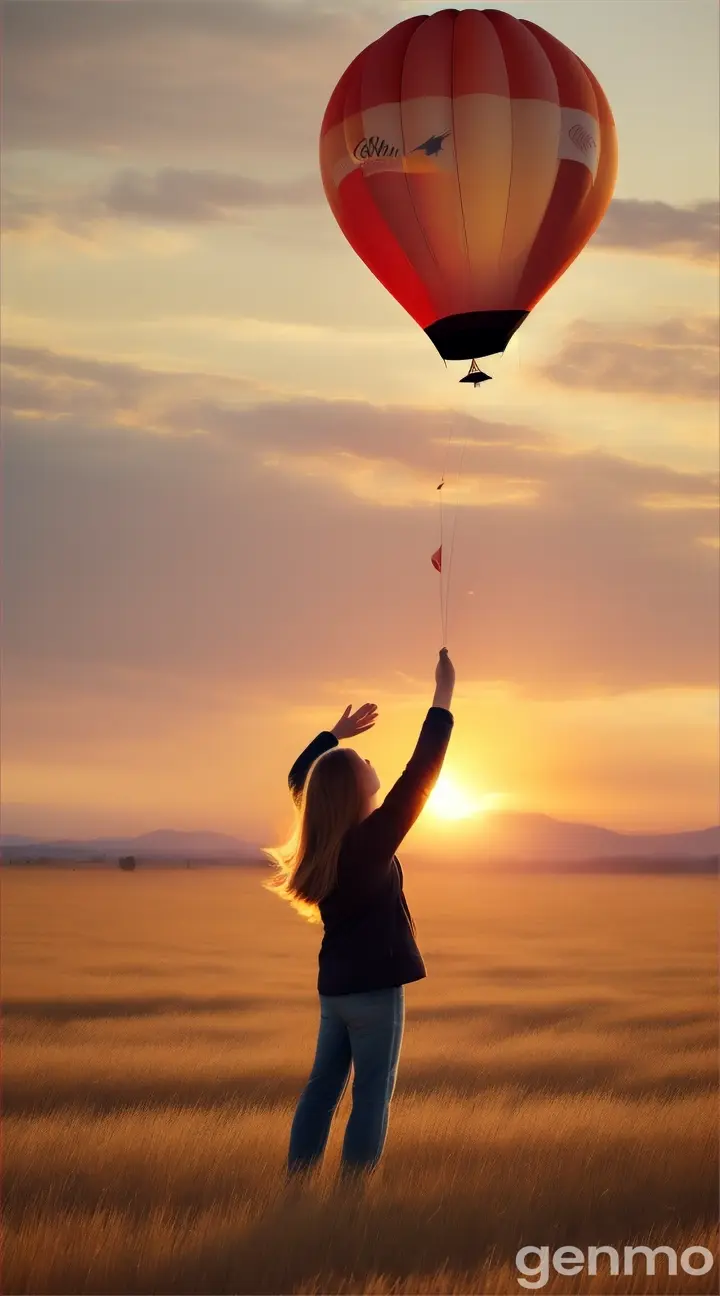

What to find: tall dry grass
left=2, top=866, right=718, bottom=1295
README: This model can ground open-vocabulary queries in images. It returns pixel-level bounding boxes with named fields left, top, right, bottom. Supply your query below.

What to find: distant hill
left=1, top=829, right=261, bottom=862
left=2, top=816, right=718, bottom=871
left=470, top=813, right=720, bottom=862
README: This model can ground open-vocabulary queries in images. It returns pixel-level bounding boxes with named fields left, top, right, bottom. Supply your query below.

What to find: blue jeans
left=288, top=986, right=405, bottom=1176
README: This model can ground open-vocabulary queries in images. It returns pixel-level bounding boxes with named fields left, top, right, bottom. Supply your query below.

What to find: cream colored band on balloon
left=328, top=97, right=601, bottom=190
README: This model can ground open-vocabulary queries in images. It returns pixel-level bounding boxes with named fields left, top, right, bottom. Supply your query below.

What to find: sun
left=428, top=775, right=495, bottom=822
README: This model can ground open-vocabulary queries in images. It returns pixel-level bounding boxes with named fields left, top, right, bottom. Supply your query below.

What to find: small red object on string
left=431, top=546, right=442, bottom=573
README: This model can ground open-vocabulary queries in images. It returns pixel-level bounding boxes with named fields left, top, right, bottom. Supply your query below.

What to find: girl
left=265, top=648, right=455, bottom=1181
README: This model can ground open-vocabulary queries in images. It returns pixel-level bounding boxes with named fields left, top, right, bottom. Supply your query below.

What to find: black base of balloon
left=425, top=309, right=528, bottom=361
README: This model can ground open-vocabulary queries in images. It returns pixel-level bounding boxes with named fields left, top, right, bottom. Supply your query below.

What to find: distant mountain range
left=0, top=829, right=260, bottom=861
left=1, top=817, right=718, bottom=869
left=469, top=813, right=720, bottom=862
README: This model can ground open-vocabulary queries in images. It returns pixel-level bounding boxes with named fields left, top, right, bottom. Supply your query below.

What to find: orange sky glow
left=2, top=0, right=718, bottom=842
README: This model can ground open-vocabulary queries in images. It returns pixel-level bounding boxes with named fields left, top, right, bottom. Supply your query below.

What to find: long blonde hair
left=263, top=748, right=365, bottom=923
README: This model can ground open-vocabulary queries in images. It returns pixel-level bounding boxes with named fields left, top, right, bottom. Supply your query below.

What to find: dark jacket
left=288, top=707, right=454, bottom=996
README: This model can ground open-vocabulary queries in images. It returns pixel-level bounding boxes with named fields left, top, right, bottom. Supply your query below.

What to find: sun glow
left=428, top=775, right=497, bottom=822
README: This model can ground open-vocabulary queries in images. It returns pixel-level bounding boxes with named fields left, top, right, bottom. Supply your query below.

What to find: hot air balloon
left=319, top=8, right=617, bottom=382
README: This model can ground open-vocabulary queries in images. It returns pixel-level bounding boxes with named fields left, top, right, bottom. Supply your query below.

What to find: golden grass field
left=2, top=865, right=718, bottom=1295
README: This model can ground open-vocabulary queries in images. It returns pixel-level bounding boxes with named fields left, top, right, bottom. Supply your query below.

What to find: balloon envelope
left=319, top=8, right=617, bottom=362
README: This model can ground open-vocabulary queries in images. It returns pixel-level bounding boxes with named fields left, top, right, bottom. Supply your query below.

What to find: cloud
left=2, top=345, right=718, bottom=703
left=593, top=199, right=719, bottom=265
left=541, top=317, right=720, bottom=400
left=4, top=345, right=717, bottom=508
left=2, top=1, right=381, bottom=159
left=2, top=169, right=323, bottom=240
left=102, top=169, right=322, bottom=222
left=1, top=344, right=267, bottom=424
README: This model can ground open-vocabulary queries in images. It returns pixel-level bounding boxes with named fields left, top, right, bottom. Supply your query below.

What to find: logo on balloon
left=352, top=131, right=452, bottom=167
left=412, top=131, right=451, bottom=157
left=353, top=136, right=401, bottom=160
left=568, top=123, right=596, bottom=155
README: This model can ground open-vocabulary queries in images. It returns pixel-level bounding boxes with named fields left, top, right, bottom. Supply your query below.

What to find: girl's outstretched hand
left=435, top=647, right=455, bottom=689
left=432, top=647, right=455, bottom=710
left=331, top=703, right=378, bottom=740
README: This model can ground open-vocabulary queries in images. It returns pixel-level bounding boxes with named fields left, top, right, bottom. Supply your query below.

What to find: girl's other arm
left=288, top=732, right=338, bottom=807
left=287, top=702, right=377, bottom=806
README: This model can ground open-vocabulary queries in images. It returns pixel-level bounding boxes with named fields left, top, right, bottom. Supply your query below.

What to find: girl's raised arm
left=357, top=650, right=455, bottom=862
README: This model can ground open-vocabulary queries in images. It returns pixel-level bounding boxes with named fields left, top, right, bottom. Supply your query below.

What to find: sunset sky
left=2, top=0, right=719, bottom=843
